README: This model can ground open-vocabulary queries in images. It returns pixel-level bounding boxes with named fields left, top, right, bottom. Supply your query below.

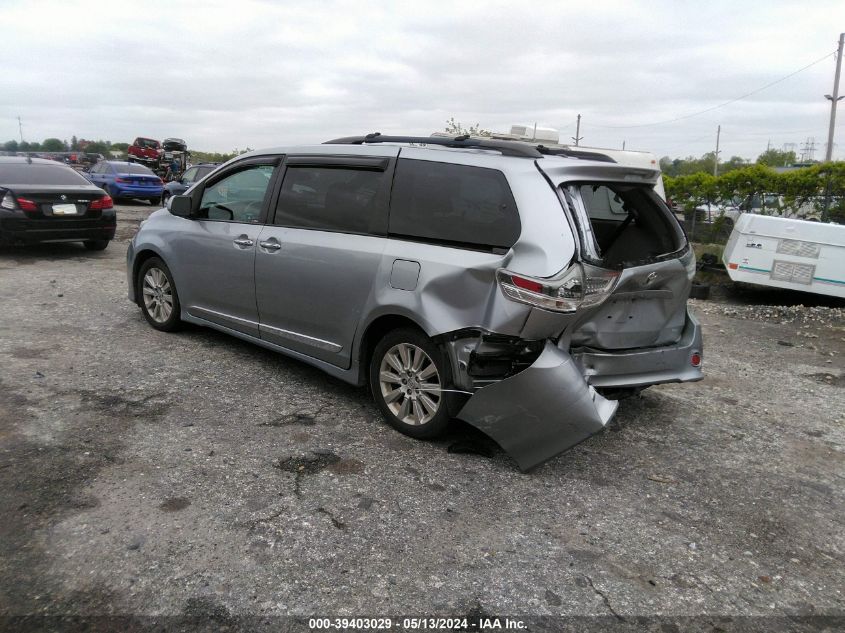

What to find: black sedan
left=0, top=157, right=116, bottom=250
left=161, top=163, right=217, bottom=206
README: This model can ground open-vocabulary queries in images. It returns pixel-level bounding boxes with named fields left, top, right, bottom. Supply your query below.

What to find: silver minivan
left=127, top=134, right=702, bottom=470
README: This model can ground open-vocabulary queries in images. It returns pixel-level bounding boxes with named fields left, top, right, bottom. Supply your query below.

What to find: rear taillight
left=16, top=197, right=38, bottom=212
left=691, top=352, right=702, bottom=367
left=89, top=195, right=113, bottom=210
left=497, top=263, right=620, bottom=313
left=115, top=177, right=130, bottom=183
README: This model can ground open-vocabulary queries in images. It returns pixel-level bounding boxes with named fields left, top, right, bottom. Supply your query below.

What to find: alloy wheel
left=378, top=343, right=441, bottom=426
left=142, top=267, right=174, bottom=324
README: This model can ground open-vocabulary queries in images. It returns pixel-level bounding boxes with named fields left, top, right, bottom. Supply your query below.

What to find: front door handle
left=233, top=237, right=254, bottom=247
left=258, top=239, right=282, bottom=251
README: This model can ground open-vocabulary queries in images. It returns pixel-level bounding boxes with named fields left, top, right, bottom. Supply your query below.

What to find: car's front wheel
left=369, top=328, right=454, bottom=439
left=137, top=257, right=181, bottom=332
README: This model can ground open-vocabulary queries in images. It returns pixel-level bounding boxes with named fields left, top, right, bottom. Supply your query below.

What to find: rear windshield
left=116, top=163, right=156, bottom=175
left=565, top=183, right=685, bottom=267
left=0, top=163, right=91, bottom=186
left=388, top=159, right=520, bottom=251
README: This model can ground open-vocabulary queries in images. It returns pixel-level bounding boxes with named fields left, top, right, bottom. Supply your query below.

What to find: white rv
left=722, top=214, right=845, bottom=299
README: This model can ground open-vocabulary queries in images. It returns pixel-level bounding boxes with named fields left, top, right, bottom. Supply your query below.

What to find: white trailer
left=722, top=214, right=845, bottom=299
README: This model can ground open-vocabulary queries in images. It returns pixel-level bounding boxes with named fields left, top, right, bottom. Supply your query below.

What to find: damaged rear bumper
left=457, top=341, right=618, bottom=472
left=571, top=310, right=703, bottom=389
left=454, top=310, right=702, bottom=472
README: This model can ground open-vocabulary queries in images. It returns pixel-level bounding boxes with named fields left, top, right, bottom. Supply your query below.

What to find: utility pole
left=824, top=32, right=844, bottom=162
left=622, top=140, right=626, bottom=150
left=17, top=116, right=23, bottom=143
left=571, top=114, right=582, bottom=146
left=713, top=125, right=721, bottom=177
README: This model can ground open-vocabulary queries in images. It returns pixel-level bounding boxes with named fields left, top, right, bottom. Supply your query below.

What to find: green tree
left=70, top=135, right=79, bottom=151
left=84, top=141, right=111, bottom=155
left=3, top=140, right=19, bottom=152
left=19, top=141, right=40, bottom=151
left=110, top=142, right=129, bottom=152
left=756, top=148, right=796, bottom=167
left=41, top=138, right=66, bottom=152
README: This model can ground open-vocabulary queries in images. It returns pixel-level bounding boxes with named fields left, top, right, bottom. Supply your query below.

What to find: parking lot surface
left=0, top=203, right=843, bottom=626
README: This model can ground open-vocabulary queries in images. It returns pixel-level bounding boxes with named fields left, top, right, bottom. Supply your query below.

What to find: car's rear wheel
left=138, top=257, right=181, bottom=332
left=83, top=240, right=109, bottom=251
left=161, top=191, right=170, bottom=207
left=369, top=328, right=453, bottom=439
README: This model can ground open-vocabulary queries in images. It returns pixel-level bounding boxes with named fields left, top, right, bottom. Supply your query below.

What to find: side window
left=273, top=166, right=384, bottom=234
left=181, top=167, right=198, bottom=184
left=198, top=164, right=275, bottom=223
left=388, top=159, right=521, bottom=250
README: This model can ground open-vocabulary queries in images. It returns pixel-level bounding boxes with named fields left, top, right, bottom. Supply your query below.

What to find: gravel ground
left=0, top=202, right=843, bottom=630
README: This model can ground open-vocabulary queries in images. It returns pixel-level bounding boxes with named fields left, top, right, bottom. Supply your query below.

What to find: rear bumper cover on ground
left=456, top=310, right=702, bottom=472
left=457, top=341, right=619, bottom=472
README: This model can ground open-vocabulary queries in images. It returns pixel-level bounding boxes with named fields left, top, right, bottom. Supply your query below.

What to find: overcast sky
left=2, top=0, right=844, bottom=160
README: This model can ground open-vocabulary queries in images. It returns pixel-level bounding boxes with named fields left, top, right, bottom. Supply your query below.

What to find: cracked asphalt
left=0, top=202, right=843, bottom=628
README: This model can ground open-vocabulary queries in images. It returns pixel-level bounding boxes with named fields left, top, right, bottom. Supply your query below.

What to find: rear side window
left=273, top=166, right=385, bottom=234
left=388, top=159, right=520, bottom=250
left=0, top=163, right=92, bottom=185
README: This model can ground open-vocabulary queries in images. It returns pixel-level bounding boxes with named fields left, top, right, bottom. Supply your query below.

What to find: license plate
left=52, top=203, right=78, bottom=215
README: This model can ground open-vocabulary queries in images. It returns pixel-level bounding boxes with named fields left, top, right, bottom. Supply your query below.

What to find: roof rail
left=323, top=133, right=545, bottom=158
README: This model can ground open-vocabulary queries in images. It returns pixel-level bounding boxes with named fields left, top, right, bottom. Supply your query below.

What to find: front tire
left=369, top=328, right=454, bottom=439
left=137, top=257, right=181, bottom=332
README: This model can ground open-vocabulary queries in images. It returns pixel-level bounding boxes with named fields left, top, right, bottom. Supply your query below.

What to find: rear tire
left=83, top=240, right=109, bottom=251
left=137, top=257, right=181, bottom=332
left=369, top=327, right=454, bottom=439
left=161, top=191, right=170, bottom=207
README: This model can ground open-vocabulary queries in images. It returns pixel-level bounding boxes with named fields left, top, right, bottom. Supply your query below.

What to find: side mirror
left=169, top=195, right=193, bottom=218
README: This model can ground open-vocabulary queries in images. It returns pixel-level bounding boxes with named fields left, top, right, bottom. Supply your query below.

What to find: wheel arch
left=131, top=247, right=167, bottom=305
left=356, top=313, right=431, bottom=386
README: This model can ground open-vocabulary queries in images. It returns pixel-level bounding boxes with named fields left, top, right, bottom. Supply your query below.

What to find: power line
left=591, top=50, right=837, bottom=129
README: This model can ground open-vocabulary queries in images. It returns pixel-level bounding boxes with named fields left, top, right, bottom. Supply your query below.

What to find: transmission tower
left=799, top=137, right=817, bottom=162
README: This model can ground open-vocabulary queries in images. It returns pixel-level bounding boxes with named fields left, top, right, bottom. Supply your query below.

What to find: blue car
left=86, top=160, right=164, bottom=204
left=160, top=163, right=218, bottom=206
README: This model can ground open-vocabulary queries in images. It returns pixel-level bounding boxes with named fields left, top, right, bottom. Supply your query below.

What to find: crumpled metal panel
left=457, top=341, right=618, bottom=472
